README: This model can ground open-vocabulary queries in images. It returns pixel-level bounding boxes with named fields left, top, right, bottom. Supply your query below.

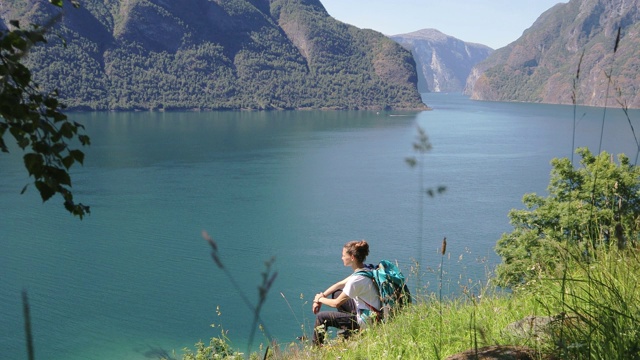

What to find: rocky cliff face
left=465, top=0, right=640, bottom=108
left=0, top=0, right=426, bottom=111
left=391, top=29, right=493, bottom=93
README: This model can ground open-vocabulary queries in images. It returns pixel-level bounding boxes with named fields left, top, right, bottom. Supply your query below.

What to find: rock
left=504, top=313, right=580, bottom=341
left=445, top=345, right=537, bottom=360
left=505, top=315, right=558, bottom=339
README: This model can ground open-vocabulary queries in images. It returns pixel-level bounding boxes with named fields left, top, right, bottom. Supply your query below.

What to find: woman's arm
left=315, top=290, right=350, bottom=309
left=318, top=276, right=350, bottom=298
left=313, top=276, right=351, bottom=309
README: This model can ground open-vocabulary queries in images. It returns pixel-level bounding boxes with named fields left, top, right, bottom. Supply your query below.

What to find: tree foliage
left=0, top=0, right=90, bottom=218
left=9, top=0, right=425, bottom=111
left=495, top=147, right=640, bottom=287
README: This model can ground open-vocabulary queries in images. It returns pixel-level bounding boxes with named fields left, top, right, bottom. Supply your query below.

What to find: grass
left=291, top=247, right=638, bottom=360
left=173, top=237, right=640, bottom=360
left=307, top=291, right=535, bottom=359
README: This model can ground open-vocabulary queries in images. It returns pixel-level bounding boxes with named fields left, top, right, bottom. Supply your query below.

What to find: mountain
left=465, top=0, right=640, bottom=108
left=0, top=0, right=427, bottom=111
left=391, top=29, right=493, bottom=93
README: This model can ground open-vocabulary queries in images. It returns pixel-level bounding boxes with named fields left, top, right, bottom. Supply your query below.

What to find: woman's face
left=341, top=247, right=353, bottom=267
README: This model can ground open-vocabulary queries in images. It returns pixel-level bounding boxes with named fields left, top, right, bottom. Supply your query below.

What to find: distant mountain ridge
left=0, top=0, right=426, bottom=111
left=391, top=29, right=493, bottom=93
left=465, top=0, right=640, bottom=108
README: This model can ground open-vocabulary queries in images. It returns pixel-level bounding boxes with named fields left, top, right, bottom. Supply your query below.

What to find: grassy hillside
left=173, top=243, right=640, bottom=359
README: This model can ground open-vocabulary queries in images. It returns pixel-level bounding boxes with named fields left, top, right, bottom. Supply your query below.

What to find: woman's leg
left=339, top=298, right=357, bottom=314
left=313, top=310, right=359, bottom=345
left=332, top=290, right=357, bottom=315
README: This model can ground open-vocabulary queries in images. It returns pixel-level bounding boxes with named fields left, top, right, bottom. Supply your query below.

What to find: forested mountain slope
left=465, top=0, right=640, bottom=108
left=0, top=0, right=426, bottom=111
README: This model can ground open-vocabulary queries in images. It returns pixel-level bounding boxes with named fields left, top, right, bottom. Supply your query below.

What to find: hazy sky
left=319, top=0, right=569, bottom=49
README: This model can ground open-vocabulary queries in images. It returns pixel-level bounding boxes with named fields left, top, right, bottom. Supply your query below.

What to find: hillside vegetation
left=177, top=149, right=640, bottom=359
left=466, top=0, right=640, bottom=109
left=0, top=0, right=426, bottom=111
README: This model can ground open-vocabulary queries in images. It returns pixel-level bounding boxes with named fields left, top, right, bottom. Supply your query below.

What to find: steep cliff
left=0, top=0, right=426, bottom=111
left=465, top=0, right=640, bottom=108
left=391, top=29, right=493, bottom=93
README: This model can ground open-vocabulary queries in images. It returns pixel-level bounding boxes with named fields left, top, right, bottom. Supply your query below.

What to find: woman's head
left=343, top=240, right=369, bottom=264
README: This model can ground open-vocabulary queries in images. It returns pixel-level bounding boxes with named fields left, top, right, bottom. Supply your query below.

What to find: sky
left=319, top=0, right=569, bottom=49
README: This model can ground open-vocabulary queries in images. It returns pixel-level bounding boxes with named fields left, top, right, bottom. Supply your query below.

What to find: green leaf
left=17, top=137, right=30, bottom=149
left=49, top=0, right=64, bottom=7
left=59, top=122, right=74, bottom=138
left=35, top=181, right=55, bottom=202
left=62, top=155, right=74, bottom=169
left=78, top=135, right=91, bottom=146
left=23, top=153, right=43, bottom=176
left=70, top=149, right=85, bottom=164
left=9, top=126, right=26, bottom=142
left=47, top=166, right=71, bottom=186
left=43, top=97, right=58, bottom=109
left=52, top=111, right=67, bottom=122
left=55, top=168, right=71, bottom=186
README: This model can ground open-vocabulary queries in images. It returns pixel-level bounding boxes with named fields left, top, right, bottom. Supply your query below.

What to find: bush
left=495, top=147, right=640, bottom=288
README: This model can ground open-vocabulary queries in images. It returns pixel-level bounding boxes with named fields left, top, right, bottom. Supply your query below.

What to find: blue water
left=1, top=94, right=638, bottom=359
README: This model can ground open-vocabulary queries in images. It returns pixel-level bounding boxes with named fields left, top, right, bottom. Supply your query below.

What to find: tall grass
left=301, top=281, right=545, bottom=359
left=270, top=243, right=640, bottom=360
left=22, top=290, right=35, bottom=360
left=521, top=243, right=640, bottom=359
left=201, top=231, right=277, bottom=359
left=554, top=23, right=640, bottom=359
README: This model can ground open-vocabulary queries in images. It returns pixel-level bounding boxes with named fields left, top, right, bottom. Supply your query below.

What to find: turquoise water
left=1, top=94, right=638, bottom=359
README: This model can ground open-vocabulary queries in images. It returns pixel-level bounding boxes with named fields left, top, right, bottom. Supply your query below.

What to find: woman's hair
left=344, top=240, right=369, bottom=263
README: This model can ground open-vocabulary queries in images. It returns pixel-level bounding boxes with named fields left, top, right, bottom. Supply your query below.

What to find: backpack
left=356, top=260, right=412, bottom=321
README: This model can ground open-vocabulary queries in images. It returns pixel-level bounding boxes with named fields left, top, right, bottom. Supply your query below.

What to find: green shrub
left=495, top=147, right=640, bottom=288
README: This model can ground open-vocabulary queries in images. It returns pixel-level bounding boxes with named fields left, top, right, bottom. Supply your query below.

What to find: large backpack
left=356, top=260, right=412, bottom=321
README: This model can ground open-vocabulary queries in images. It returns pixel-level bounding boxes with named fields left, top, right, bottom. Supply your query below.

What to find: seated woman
left=312, top=240, right=381, bottom=345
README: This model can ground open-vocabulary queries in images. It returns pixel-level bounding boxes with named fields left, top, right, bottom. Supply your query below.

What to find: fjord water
left=2, top=94, right=638, bottom=359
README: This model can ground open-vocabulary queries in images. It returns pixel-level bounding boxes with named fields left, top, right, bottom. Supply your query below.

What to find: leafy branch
left=1, top=0, right=89, bottom=217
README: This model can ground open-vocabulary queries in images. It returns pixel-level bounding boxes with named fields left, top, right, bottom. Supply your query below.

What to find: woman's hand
left=312, top=292, right=324, bottom=314
left=313, top=292, right=325, bottom=303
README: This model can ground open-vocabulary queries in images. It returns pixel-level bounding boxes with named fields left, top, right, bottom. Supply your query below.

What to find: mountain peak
left=394, top=28, right=449, bottom=42
left=391, top=29, right=493, bottom=93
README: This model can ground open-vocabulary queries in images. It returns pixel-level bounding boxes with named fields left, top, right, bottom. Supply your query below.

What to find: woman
left=311, top=240, right=381, bottom=345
